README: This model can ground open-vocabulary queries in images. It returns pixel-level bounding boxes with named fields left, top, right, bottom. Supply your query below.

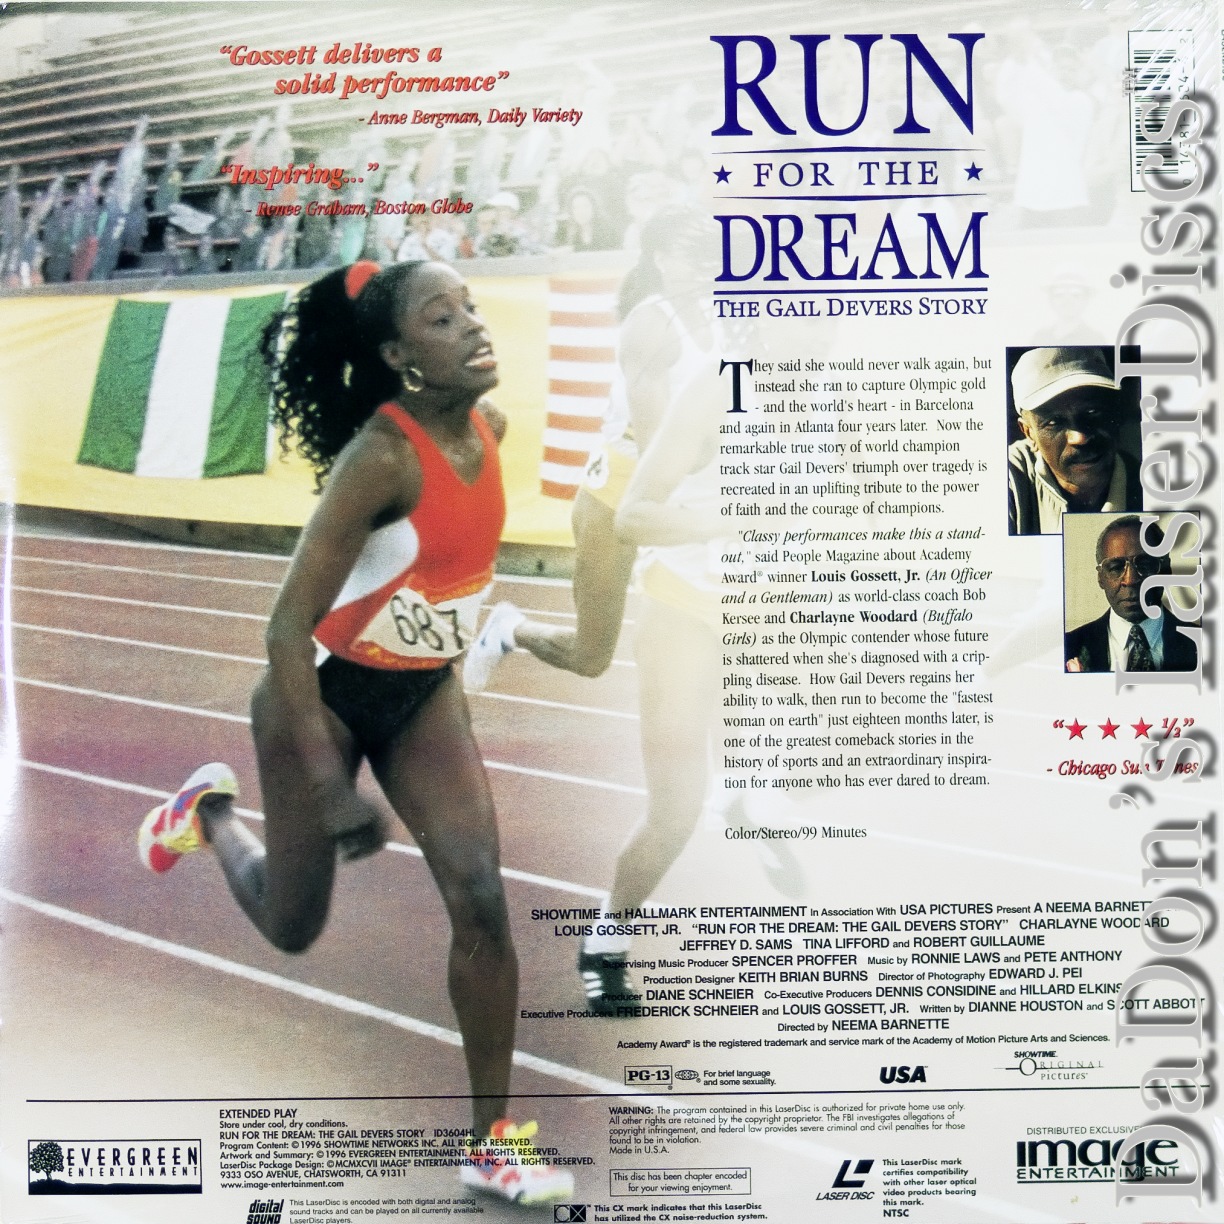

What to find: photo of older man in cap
left=1007, top=346, right=1142, bottom=535
left=1064, top=514, right=1198, bottom=673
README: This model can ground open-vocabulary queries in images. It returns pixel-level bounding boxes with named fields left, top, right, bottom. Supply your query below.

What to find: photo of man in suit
left=1064, top=515, right=1198, bottom=672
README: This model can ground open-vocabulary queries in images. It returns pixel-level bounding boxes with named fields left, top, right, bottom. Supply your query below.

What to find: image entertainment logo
left=1014, top=1136, right=1180, bottom=1182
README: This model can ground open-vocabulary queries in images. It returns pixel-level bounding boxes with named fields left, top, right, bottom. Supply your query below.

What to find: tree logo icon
left=29, top=1141, right=64, bottom=1182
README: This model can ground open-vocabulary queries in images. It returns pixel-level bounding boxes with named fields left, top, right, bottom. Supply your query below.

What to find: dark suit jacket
left=1064, top=611, right=1198, bottom=673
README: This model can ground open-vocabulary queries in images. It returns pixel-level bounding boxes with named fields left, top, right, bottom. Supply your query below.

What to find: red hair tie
left=344, top=260, right=381, bottom=301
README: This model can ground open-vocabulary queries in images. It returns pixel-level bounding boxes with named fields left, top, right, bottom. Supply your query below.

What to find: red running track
left=0, top=526, right=807, bottom=1213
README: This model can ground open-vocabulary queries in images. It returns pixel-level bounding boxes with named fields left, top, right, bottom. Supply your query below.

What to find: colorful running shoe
left=462, top=601, right=524, bottom=693
left=459, top=1119, right=575, bottom=1205
left=578, top=949, right=640, bottom=1016
left=137, top=763, right=237, bottom=873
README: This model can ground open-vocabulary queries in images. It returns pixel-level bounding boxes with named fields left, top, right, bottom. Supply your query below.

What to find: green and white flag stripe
left=78, top=293, right=284, bottom=478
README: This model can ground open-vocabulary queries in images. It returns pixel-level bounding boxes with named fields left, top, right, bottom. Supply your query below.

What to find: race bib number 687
left=356, top=585, right=487, bottom=663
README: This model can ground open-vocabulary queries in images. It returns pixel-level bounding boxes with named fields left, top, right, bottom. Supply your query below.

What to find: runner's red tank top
left=314, top=402, right=505, bottom=670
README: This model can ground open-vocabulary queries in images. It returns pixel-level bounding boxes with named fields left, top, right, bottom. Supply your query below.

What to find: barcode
left=1127, top=29, right=1195, bottom=191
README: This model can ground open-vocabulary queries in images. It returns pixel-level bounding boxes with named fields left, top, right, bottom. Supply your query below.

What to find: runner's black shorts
left=317, top=654, right=451, bottom=760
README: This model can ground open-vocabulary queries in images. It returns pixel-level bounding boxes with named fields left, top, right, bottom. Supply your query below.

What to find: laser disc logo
left=815, top=1157, right=875, bottom=1201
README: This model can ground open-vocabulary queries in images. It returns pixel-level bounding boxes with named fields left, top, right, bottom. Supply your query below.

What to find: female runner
left=136, top=258, right=573, bottom=1206
left=462, top=208, right=711, bottom=686
left=461, top=213, right=720, bottom=1014
left=463, top=216, right=802, bottom=1013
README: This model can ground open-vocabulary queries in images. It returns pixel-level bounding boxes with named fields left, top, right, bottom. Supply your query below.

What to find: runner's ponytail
left=262, top=260, right=425, bottom=486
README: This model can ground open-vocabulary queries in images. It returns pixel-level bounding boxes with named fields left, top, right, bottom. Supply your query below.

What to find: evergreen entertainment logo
left=27, top=1139, right=202, bottom=1194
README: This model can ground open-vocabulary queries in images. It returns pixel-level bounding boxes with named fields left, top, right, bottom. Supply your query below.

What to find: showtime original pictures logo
left=28, top=1139, right=202, bottom=1194
left=1016, top=1134, right=1180, bottom=1183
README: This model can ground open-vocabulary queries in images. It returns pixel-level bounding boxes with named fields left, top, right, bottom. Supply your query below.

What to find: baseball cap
left=488, top=190, right=520, bottom=211
left=1011, top=347, right=1117, bottom=413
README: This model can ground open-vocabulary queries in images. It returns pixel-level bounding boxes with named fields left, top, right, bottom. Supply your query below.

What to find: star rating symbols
left=714, top=166, right=731, bottom=184
left=1055, top=716, right=1167, bottom=739
left=964, top=162, right=983, bottom=180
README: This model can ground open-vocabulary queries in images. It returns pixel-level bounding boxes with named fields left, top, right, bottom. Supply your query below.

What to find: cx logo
left=833, top=1158, right=875, bottom=1188
left=554, top=1207, right=588, bottom=1223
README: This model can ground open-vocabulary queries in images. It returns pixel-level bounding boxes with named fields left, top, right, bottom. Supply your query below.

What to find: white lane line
left=12, top=676, right=644, bottom=797
left=9, top=584, right=270, bottom=621
left=482, top=605, right=636, bottom=627
left=15, top=553, right=281, bottom=588
left=11, top=624, right=636, bottom=720
left=14, top=533, right=580, bottom=593
left=493, top=572, right=574, bottom=589
left=15, top=558, right=584, bottom=628
left=512, top=646, right=635, bottom=669
left=13, top=622, right=267, bottom=666
left=0, top=886, right=623, bottom=1096
left=14, top=674, right=252, bottom=723
left=484, top=759, right=645, bottom=796
left=493, top=605, right=577, bottom=620
left=14, top=529, right=291, bottom=562
left=19, top=759, right=606, bottom=898
left=11, top=581, right=620, bottom=635
left=475, top=690, right=637, bottom=721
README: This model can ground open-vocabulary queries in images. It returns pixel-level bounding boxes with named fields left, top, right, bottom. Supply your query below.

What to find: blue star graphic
left=714, top=166, right=731, bottom=184
left=965, top=162, right=983, bottom=180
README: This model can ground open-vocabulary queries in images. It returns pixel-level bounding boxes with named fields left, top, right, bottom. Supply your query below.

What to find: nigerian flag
left=77, top=292, right=284, bottom=478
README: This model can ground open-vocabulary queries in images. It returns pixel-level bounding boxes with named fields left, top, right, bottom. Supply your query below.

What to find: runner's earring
left=402, top=366, right=425, bottom=394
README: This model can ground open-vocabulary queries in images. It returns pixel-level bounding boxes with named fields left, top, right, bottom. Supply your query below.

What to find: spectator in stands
left=674, top=149, right=709, bottom=208
left=232, top=216, right=263, bottom=272
left=556, top=186, right=615, bottom=251
left=68, top=161, right=106, bottom=282
left=370, top=160, right=418, bottom=264
left=153, top=140, right=184, bottom=214
left=42, top=183, right=74, bottom=283
left=620, top=170, right=676, bottom=257
left=396, top=209, right=457, bottom=264
left=563, top=148, right=627, bottom=242
left=15, top=202, right=47, bottom=287
left=186, top=127, right=234, bottom=184
left=0, top=167, right=21, bottom=276
left=471, top=190, right=545, bottom=256
left=460, top=205, right=498, bottom=259
left=295, top=185, right=333, bottom=269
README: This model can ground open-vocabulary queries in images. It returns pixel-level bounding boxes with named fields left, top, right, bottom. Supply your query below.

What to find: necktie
left=1126, top=624, right=1155, bottom=671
